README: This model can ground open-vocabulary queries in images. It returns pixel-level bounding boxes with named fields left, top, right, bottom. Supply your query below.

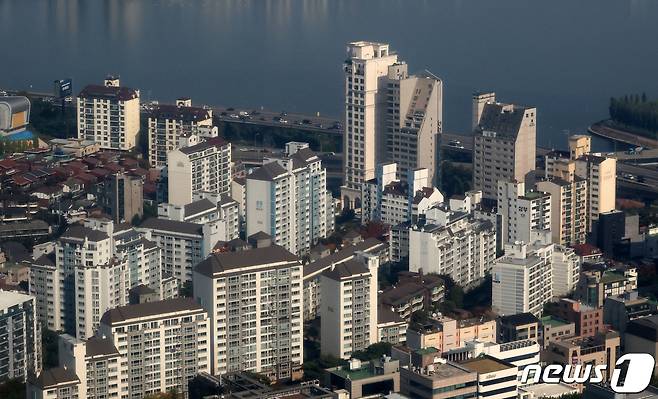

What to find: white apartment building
left=409, top=206, right=497, bottom=288
left=492, top=233, right=554, bottom=317
left=193, top=245, right=304, bottom=381
left=167, top=136, right=231, bottom=206
left=320, top=252, right=379, bottom=359
left=98, top=298, right=210, bottom=397
left=551, top=245, right=580, bottom=297
left=246, top=144, right=331, bottom=255
left=0, top=290, right=41, bottom=382
left=157, top=195, right=240, bottom=242
left=445, top=339, right=540, bottom=373
left=29, top=253, right=60, bottom=331
left=29, top=298, right=209, bottom=399
left=342, top=41, right=399, bottom=209
left=536, top=177, right=588, bottom=246
left=148, top=98, right=214, bottom=168
left=362, top=163, right=443, bottom=226
left=497, top=180, right=551, bottom=246
left=303, top=237, right=387, bottom=321
left=77, top=77, right=140, bottom=151
left=385, top=66, right=443, bottom=184
left=138, top=217, right=222, bottom=284
left=472, top=92, right=537, bottom=202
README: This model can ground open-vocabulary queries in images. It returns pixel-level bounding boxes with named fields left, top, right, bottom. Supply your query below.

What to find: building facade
left=0, top=291, right=40, bottom=382
left=77, top=77, right=140, bottom=151
left=496, top=180, right=551, bottom=246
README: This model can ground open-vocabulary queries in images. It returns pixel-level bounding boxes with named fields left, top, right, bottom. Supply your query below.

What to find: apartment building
left=167, top=136, right=232, bottom=206
left=137, top=217, right=220, bottom=284
left=409, top=206, right=496, bottom=288
left=472, top=93, right=537, bottom=202
left=385, top=65, right=443, bottom=184
left=98, top=298, right=210, bottom=397
left=77, top=77, right=140, bottom=151
left=342, top=41, right=400, bottom=209
left=302, top=237, right=387, bottom=321
left=496, top=180, right=551, bottom=246
left=26, top=367, right=81, bottom=399
left=158, top=195, right=240, bottom=242
left=625, top=315, right=658, bottom=375
left=99, top=171, right=143, bottom=223
left=406, top=316, right=497, bottom=353
left=545, top=135, right=616, bottom=230
left=377, top=304, right=407, bottom=345
left=575, top=268, right=638, bottom=307
left=29, top=252, right=59, bottom=331
left=148, top=98, right=214, bottom=168
left=551, top=245, right=581, bottom=297
left=536, top=176, right=588, bottom=246
left=492, top=233, right=554, bottom=317
left=379, top=273, right=444, bottom=321
left=361, top=163, right=443, bottom=226
left=193, top=245, right=304, bottom=381
left=0, top=291, right=40, bottom=382
left=320, top=253, right=379, bottom=359
left=246, top=144, right=331, bottom=255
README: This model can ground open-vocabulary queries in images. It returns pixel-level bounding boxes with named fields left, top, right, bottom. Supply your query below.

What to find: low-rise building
left=552, top=298, right=604, bottom=338
left=543, top=331, right=620, bottom=382
left=444, top=339, right=540, bottom=373
left=377, top=304, right=407, bottom=345
left=461, top=355, right=519, bottom=399
left=406, top=315, right=497, bottom=353
left=539, top=315, right=575, bottom=348
left=379, top=273, right=444, bottom=321
left=497, top=312, right=540, bottom=343
left=576, top=268, right=638, bottom=308
left=399, top=355, right=477, bottom=399
left=625, top=315, right=658, bottom=375
left=604, top=290, right=658, bottom=344
left=326, top=357, right=400, bottom=399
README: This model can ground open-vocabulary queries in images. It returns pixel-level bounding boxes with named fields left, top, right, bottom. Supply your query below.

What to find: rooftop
left=30, top=367, right=79, bottom=389
left=179, top=137, right=228, bottom=155
left=60, top=224, right=109, bottom=242
left=499, top=312, right=540, bottom=327
left=247, top=161, right=288, bottom=181
left=322, top=259, right=370, bottom=281
left=100, top=297, right=204, bottom=325
left=541, top=315, right=569, bottom=327
left=0, top=289, right=33, bottom=309
left=150, top=103, right=211, bottom=121
left=477, top=102, right=533, bottom=139
left=461, top=356, right=514, bottom=374
left=139, top=217, right=203, bottom=236
left=79, top=84, right=138, bottom=101
left=195, top=245, right=299, bottom=277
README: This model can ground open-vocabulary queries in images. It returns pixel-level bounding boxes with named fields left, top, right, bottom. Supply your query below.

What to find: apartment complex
left=321, top=253, right=379, bottom=359
left=0, top=291, right=40, bottom=382
left=193, top=245, right=304, bottom=381
left=246, top=144, right=331, bottom=255
left=472, top=93, right=537, bottom=202
left=385, top=66, right=443, bottom=184
left=496, top=180, right=551, bottom=246
left=342, top=41, right=400, bottom=209
left=167, top=137, right=232, bottom=206
left=158, top=195, right=240, bottom=243
left=138, top=217, right=222, bottom=284
left=148, top=98, right=214, bottom=168
left=77, top=77, right=140, bottom=151
left=492, top=233, right=554, bottom=317
left=536, top=176, right=588, bottom=246
left=409, top=206, right=496, bottom=288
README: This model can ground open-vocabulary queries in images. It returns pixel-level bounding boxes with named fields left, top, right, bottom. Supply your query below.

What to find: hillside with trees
left=609, top=93, right=658, bottom=137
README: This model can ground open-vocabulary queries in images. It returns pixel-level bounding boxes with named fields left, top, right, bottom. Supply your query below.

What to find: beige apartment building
left=342, top=41, right=399, bottom=209
left=148, top=98, right=214, bottom=168
left=545, top=135, right=616, bottom=231
left=472, top=92, right=537, bottom=203
left=385, top=65, right=443, bottom=184
left=77, top=77, right=140, bottom=151
left=543, top=331, right=620, bottom=382
left=536, top=176, right=588, bottom=246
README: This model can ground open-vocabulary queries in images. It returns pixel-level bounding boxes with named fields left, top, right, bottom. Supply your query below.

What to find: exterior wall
left=551, top=245, right=580, bottom=297
left=497, top=180, right=551, bottom=246
left=148, top=111, right=212, bottom=168
left=0, top=292, right=40, bottom=382
left=77, top=93, right=139, bottom=151
left=136, top=227, right=205, bottom=284
left=342, top=41, right=399, bottom=208
left=536, top=179, right=588, bottom=246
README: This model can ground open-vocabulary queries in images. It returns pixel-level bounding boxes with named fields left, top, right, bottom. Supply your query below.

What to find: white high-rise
left=193, top=245, right=304, bottom=381
left=246, top=143, right=331, bottom=255
left=77, top=77, right=140, bottom=151
left=341, top=41, right=399, bottom=209
left=497, top=180, right=551, bottom=246
left=492, top=232, right=554, bottom=317
left=0, top=291, right=41, bottom=382
left=320, top=252, right=379, bottom=359
left=167, top=137, right=232, bottom=206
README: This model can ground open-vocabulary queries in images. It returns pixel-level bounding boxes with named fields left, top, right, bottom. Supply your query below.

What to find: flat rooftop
left=461, top=357, right=513, bottom=374
left=541, top=315, right=569, bottom=327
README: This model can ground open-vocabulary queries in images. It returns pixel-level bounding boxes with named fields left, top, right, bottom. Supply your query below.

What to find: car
left=302, top=119, right=312, bottom=125
left=0, top=90, right=7, bottom=96
left=64, top=96, right=73, bottom=102
left=239, top=111, right=249, bottom=117
left=229, top=114, right=239, bottom=119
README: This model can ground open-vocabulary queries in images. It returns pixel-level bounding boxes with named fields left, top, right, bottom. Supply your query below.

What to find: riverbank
left=588, top=120, right=658, bottom=149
